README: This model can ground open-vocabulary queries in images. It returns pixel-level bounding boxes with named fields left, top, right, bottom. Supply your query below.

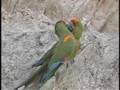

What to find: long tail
left=13, top=62, right=48, bottom=90
left=38, top=61, right=63, bottom=88
left=13, top=60, right=63, bottom=90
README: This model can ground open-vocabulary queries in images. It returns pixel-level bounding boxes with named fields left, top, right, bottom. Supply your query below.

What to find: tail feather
left=38, top=61, right=63, bottom=89
left=13, top=63, right=48, bottom=90
left=13, top=60, right=63, bottom=90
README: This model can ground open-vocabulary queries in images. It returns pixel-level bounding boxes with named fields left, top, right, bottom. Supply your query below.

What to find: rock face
left=2, top=0, right=119, bottom=90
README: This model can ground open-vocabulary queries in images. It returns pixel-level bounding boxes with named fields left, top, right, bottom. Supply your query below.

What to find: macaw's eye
left=66, top=23, right=73, bottom=32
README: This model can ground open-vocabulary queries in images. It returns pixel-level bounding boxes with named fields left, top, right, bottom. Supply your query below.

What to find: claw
left=55, top=71, right=60, bottom=83
left=70, top=59, right=75, bottom=64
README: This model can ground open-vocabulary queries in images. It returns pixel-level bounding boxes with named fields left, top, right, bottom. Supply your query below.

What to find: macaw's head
left=68, top=17, right=84, bottom=40
left=55, top=20, right=65, bottom=36
left=70, top=17, right=80, bottom=26
left=55, top=20, right=72, bottom=37
left=65, top=17, right=80, bottom=33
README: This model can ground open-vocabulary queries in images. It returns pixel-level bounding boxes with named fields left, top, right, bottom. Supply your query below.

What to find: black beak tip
left=66, top=23, right=73, bottom=32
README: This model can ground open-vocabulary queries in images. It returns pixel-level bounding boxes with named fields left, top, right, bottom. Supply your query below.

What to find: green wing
left=32, top=42, right=58, bottom=67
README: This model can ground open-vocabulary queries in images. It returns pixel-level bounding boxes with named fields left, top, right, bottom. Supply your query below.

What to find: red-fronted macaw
left=69, top=17, right=84, bottom=40
left=67, top=17, right=85, bottom=54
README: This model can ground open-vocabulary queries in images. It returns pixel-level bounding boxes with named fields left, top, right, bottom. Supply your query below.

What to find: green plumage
left=72, top=20, right=84, bottom=40
left=14, top=21, right=77, bottom=90
left=38, top=21, right=77, bottom=88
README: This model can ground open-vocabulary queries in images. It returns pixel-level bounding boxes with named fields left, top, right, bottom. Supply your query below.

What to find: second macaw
left=69, top=17, right=84, bottom=40
left=66, top=17, right=85, bottom=54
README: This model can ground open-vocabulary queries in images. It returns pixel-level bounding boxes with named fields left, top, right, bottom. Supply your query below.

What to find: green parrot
left=68, top=17, right=84, bottom=40
left=32, top=17, right=84, bottom=67
left=30, top=17, right=84, bottom=82
left=14, top=20, right=78, bottom=90
left=67, top=17, right=85, bottom=53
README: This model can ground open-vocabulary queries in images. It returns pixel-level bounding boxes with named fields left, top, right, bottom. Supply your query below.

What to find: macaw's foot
left=66, top=63, right=69, bottom=68
left=64, top=58, right=70, bottom=69
left=55, top=71, right=60, bottom=84
left=70, top=59, right=75, bottom=65
left=64, top=61, right=69, bottom=69
left=64, top=59, right=75, bottom=69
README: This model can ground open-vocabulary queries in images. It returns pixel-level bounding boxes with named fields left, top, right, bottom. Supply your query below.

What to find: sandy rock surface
left=2, top=0, right=119, bottom=90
